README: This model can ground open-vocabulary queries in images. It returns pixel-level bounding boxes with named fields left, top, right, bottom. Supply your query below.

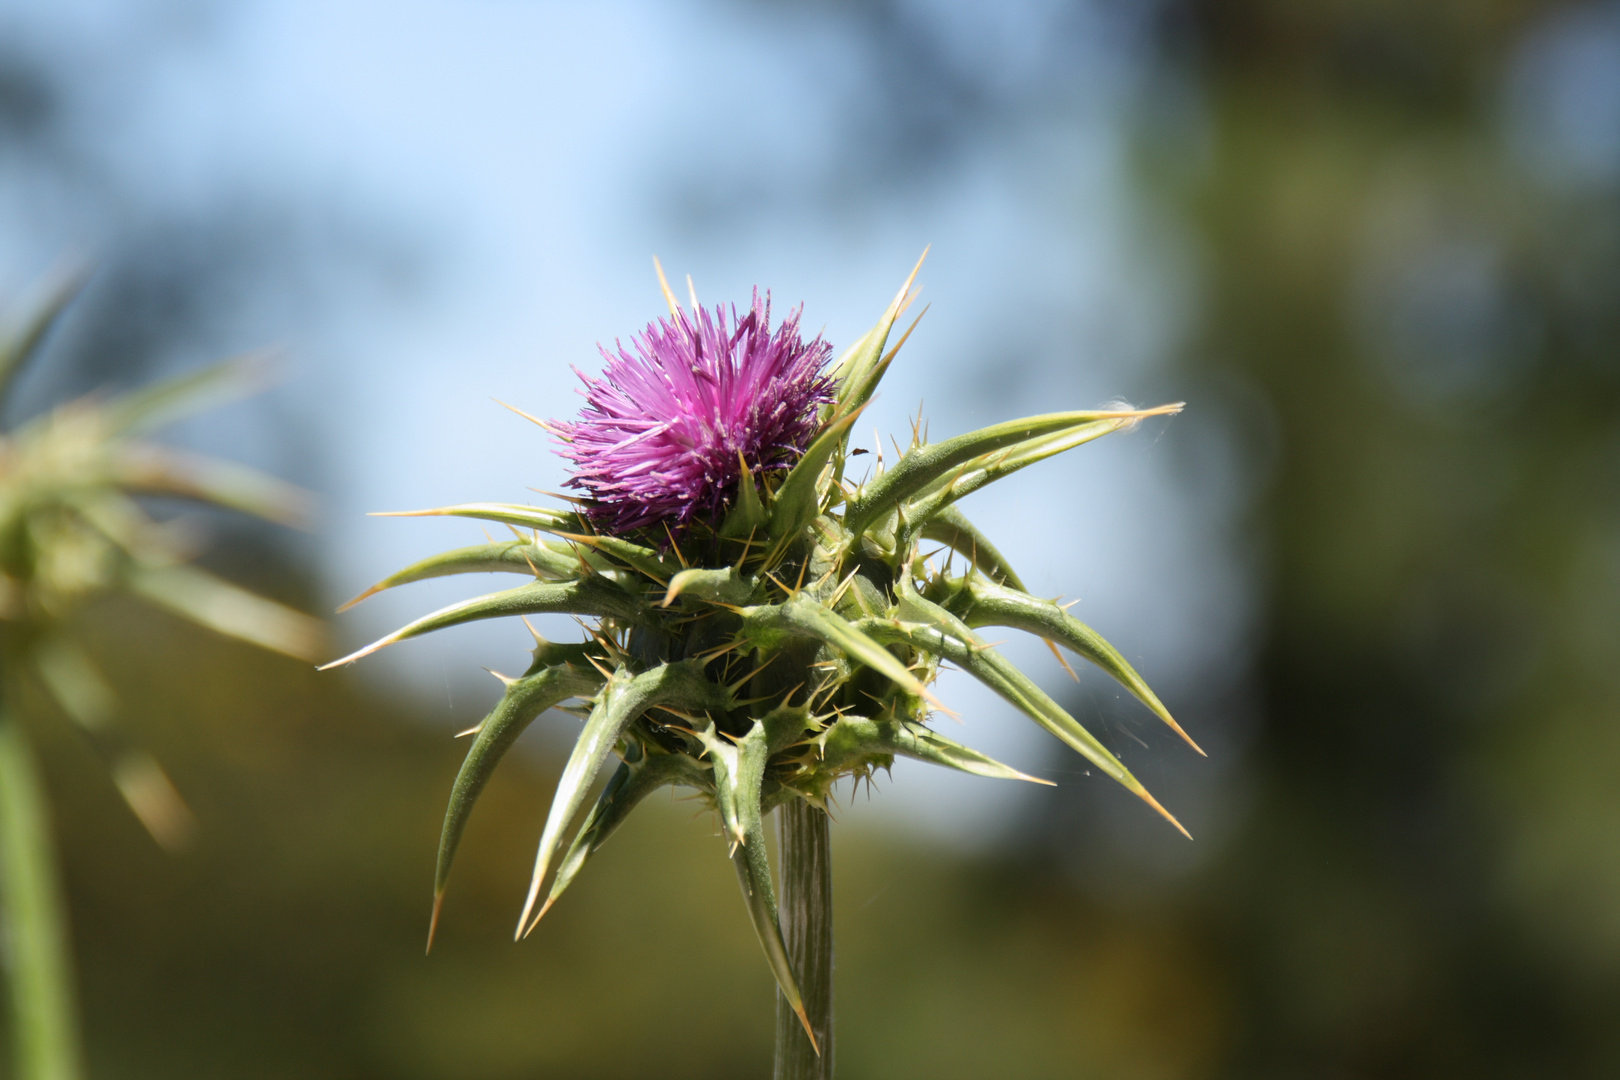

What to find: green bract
left=328, top=256, right=1195, bottom=1045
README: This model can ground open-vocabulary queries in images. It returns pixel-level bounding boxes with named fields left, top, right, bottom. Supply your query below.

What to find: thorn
left=880, top=302, right=930, bottom=365
left=485, top=667, right=517, bottom=687
left=425, top=891, right=445, bottom=955
left=727, top=653, right=778, bottom=693
left=686, top=273, right=699, bottom=311
left=649, top=705, right=706, bottom=724
left=519, top=893, right=557, bottom=941
left=1045, top=639, right=1080, bottom=682
left=493, top=398, right=557, bottom=433
left=920, top=687, right=955, bottom=719
left=890, top=245, right=929, bottom=321
left=317, top=635, right=398, bottom=670
left=533, top=895, right=557, bottom=927
left=1159, top=713, right=1207, bottom=757
left=663, top=522, right=689, bottom=567
left=794, top=1001, right=821, bottom=1055
left=454, top=723, right=483, bottom=738
left=762, top=529, right=795, bottom=573
left=653, top=256, right=681, bottom=317
left=334, top=586, right=381, bottom=614
left=1134, top=784, right=1193, bottom=840
left=531, top=488, right=585, bottom=505
left=826, top=568, right=860, bottom=610
left=694, top=639, right=744, bottom=663
left=733, top=527, right=757, bottom=572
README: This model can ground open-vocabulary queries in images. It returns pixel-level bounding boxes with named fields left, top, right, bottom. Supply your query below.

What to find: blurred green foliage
left=21, top=604, right=1228, bottom=1080
left=1140, top=0, right=1620, bottom=1074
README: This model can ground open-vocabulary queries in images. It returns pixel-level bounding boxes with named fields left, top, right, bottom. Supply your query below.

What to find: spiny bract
left=326, top=254, right=1198, bottom=1043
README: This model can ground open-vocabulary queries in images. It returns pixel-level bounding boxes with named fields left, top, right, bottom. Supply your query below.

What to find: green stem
left=0, top=711, right=84, bottom=1080
left=773, top=800, right=833, bottom=1080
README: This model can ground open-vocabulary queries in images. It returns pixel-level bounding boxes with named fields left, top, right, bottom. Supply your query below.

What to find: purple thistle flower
left=554, top=290, right=834, bottom=535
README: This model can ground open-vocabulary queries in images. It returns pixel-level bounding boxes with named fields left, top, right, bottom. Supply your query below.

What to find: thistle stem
left=0, top=709, right=84, bottom=1080
left=773, top=800, right=833, bottom=1079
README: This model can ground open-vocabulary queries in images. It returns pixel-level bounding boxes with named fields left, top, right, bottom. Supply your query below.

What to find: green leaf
left=31, top=635, right=115, bottom=730
left=844, top=406, right=1180, bottom=543
left=760, top=699, right=815, bottom=757
left=103, top=352, right=275, bottom=435
left=711, top=718, right=817, bottom=1050
left=818, top=715, right=1050, bottom=785
left=127, top=564, right=326, bottom=662
left=428, top=655, right=602, bottom=950
left=662, top=566, right=757, bottom=608
left=832, top=249, right=927, bottom=416
left=692, top=722, right=746, bottom=848
left=903, top=410, right=1181, bottom=532
left=540, top=746, right=713, bottom=920
left=517, top=660, right=731, bottom=937
left=338, top=541, right=580, bottom=612
left=954, top=578, right=1202, bottom=755
left=374, top=502, right=585, bottom=534
left=719, top=453, right=767, bottom=538
left=319, top=577, right=646, bottom=668
left=112, top=444, right=312, bottom=528
left=825, top=327, right=874, bottom=407
left=692, top=717, right=771, bottom=853
left=856, top=597, right=1189, bottom=838
left=0, top=267, right=86, bottom=411
left=738, top=595, right=932, bottom=705
left=916, top=505, right=1027, bottom=591
left=374, top=503, right=678, bottom=581
left=768, top=403, right=869, bottom=541
left=730, top=823, right=815, bottom=1050
left=558, top=533, right=682, bottom=583
left=30, top=637, right=198, bottom=851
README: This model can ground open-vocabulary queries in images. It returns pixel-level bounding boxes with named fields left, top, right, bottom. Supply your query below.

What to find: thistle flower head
left=332, top=256, right=1195, bottom=1047
left=554, top=290, right=832, bottom=534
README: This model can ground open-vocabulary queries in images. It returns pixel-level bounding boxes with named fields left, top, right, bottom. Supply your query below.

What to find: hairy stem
left=773, top=800, right=833, bottom=1079
left=0, top=709, right=83, bottom=1080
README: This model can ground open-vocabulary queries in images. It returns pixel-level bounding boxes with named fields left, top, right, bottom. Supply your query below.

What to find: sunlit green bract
left=328, top=254, right=1197, bottom=1046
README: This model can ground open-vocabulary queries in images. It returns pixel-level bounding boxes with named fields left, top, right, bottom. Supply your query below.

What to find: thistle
left=0, top=271, right=325, bottom=1080
left=329, top=255, right=1196, bottom=1075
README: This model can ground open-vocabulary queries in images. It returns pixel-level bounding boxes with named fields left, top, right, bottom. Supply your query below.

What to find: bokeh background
left=2, top=1, right=1618, bottom=1076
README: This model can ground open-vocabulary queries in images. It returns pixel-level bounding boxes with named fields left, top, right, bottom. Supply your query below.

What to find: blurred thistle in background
left=0, top=0, right=1618, bottom=1077
left=0, top=274, right=322, bottom=1079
